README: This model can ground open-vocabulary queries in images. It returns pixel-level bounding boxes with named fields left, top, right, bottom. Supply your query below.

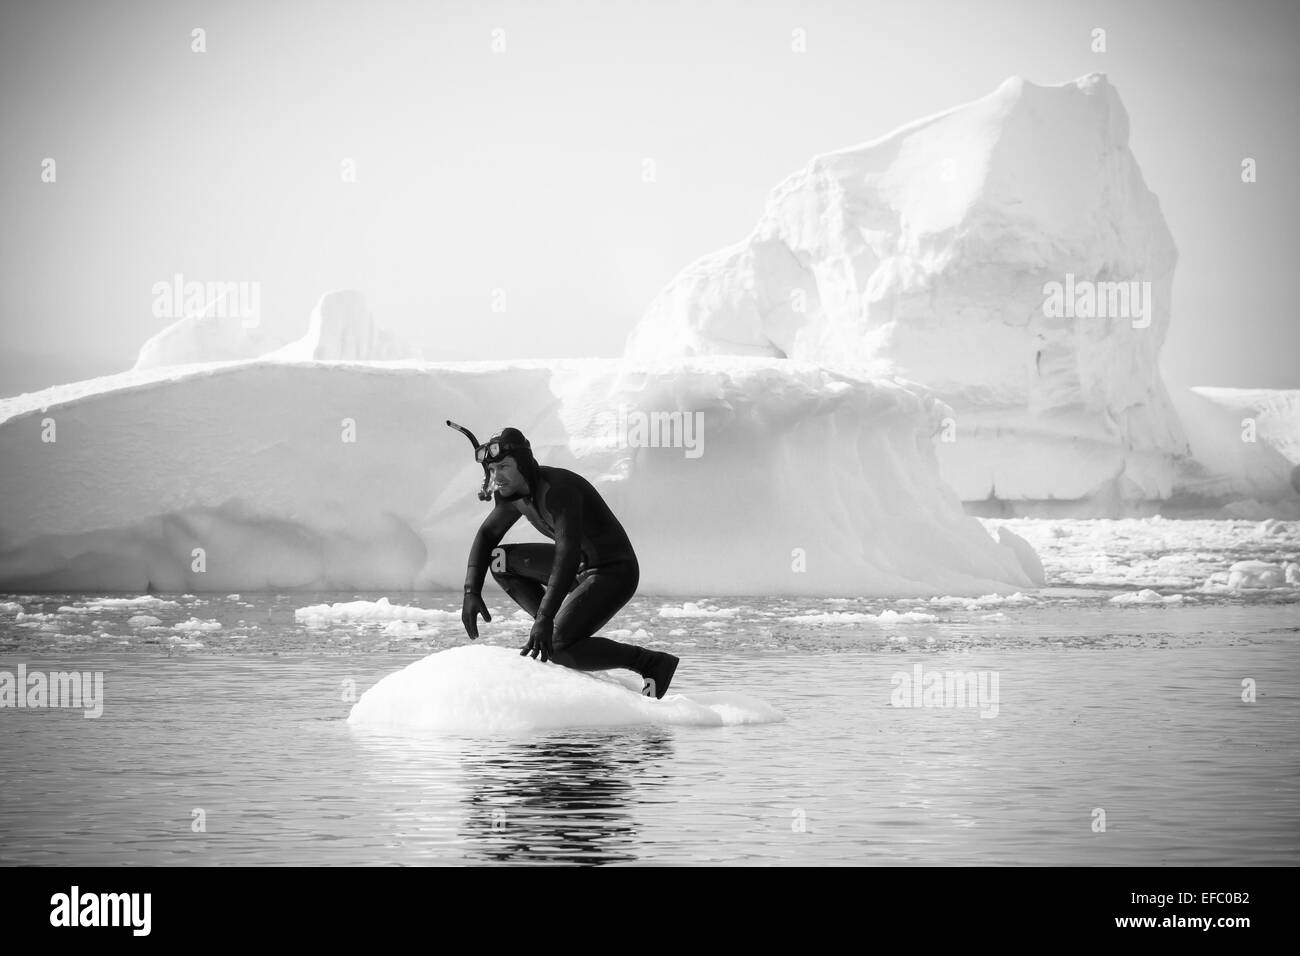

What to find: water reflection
left=457, top=729, right=673, bottom=865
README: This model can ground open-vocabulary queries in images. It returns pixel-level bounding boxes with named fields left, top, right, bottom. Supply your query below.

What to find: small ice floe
left=127, top=615, right=163, bottom=627
left=1201, top=560, right=1292, bottom=593
left=174, top=618, right=222, bottom=632
left=1229, top=561, right=1286, bottom=589
left=604, top=628, right=654, bottom=641
left=294, top=596, right=459, bottom=626
left=926, top=592, right=1035, bottom=610
left=875, top=610, right=940, bottom=624
left=782, top=610, right=876, bottom=624
left=347, top=645, right=783, bottom=733
left=657, top=602, right=739, bottom=619
left=1109, top=589, right=1189, bottom=605
left=782, top=609, right=939, bottom=625
left=76, top=596, right=181, bottom=610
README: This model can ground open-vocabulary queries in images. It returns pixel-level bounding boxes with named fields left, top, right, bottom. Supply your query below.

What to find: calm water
left=2, top=586, right=1297, bottom=865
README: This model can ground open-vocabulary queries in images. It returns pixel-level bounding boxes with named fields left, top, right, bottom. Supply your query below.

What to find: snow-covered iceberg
left=0, top=357, right=1037, bottom=595
left=625, top=73, right=1187, bottom=512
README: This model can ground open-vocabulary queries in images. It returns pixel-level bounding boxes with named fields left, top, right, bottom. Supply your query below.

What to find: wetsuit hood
left=483, top=428, right=541, bottom=501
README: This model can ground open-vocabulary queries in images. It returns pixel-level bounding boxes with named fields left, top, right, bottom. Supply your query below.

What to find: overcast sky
left=1, top=0, right=1296, bottom=394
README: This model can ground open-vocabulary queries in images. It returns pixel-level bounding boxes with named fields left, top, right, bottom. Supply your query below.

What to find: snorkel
left=446, top=420, right=537, bottom=502
left=446, top=419, right=493, bottom=501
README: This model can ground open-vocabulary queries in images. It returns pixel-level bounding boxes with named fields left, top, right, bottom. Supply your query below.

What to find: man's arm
left=535, top=484, right=583, bottom=621
left=464, top=499, right=522, bottom=594
left=462, top=500, right=521, bottom=640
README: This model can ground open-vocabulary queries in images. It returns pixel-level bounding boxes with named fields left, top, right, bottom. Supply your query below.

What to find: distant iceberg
left=134, top=289, right=418, bottom=370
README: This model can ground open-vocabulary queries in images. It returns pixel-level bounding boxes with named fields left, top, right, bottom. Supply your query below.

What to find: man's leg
left=488, top=543, right=556, bottom=616
left=550, top=563, right=679, bottom=697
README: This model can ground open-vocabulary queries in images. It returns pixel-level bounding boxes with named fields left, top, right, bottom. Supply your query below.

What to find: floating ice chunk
left=174, top=618, right=222, bottom=632
left=77, top=596, right=181, bottom=610
left=347, top=645, right=783, bottom=733
left=927, top=592, right=1035, bottom=610
left=602, top=628, right=652, bottom=641
left=782, top=609, right=940, bottom=624
left=658, top=603, right=739, bottom=619
left=0, top=601, right=20, bottom=615
left=782, top=610, right=877, bottom=624
left=294, top=597, right=459, bottom=625
left=127, top=614, right=163, bottom=627
left=1287, top=563, right=1300, bottom=586
left=1109, top=589, right=1186, bottom=605
left=875, top=610, right=941, bottom=624
left=1226, top=561, right=1285, bottom=590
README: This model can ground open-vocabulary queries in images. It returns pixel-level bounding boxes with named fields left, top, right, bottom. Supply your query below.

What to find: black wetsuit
left=464, top=465, right=658, bottom=675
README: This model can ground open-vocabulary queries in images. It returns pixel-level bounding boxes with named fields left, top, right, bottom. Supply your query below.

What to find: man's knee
left=550, top=624, right=581, bottom=657
left=488, top=546, right=525, bottom=586
left=490, top=544, right=555, bottom=582
left=548, top=645, right=578, bottom=669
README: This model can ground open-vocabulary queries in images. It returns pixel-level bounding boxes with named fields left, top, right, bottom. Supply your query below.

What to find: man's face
left=488, top=456, right=526, bottom=496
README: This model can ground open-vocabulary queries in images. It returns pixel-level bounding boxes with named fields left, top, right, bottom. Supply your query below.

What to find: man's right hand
left=462, top=591, right=491, bottom=639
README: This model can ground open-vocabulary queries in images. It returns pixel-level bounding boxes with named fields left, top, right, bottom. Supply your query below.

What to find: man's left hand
left=521, top=616, right=554, bottom=663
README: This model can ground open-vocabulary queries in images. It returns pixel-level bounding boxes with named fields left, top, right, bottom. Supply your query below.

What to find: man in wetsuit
left=459, top=427, right=680, bottom=698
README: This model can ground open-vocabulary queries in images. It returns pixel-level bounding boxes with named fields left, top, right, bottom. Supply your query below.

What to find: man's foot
left=641, top=652, right=679, bottom=700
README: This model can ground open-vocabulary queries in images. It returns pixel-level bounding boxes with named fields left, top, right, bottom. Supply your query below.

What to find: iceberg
left=133, top=289, right=417, bottom=369
left=625, top=73, right=1188, bottom=512
left=134, top=314, right=287, bottom=371
left=1169, top=387, right=1300, bottom=515
left=262, top=290, right=420, bottom=362
left=0, top=356, right=1036, bottom=595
